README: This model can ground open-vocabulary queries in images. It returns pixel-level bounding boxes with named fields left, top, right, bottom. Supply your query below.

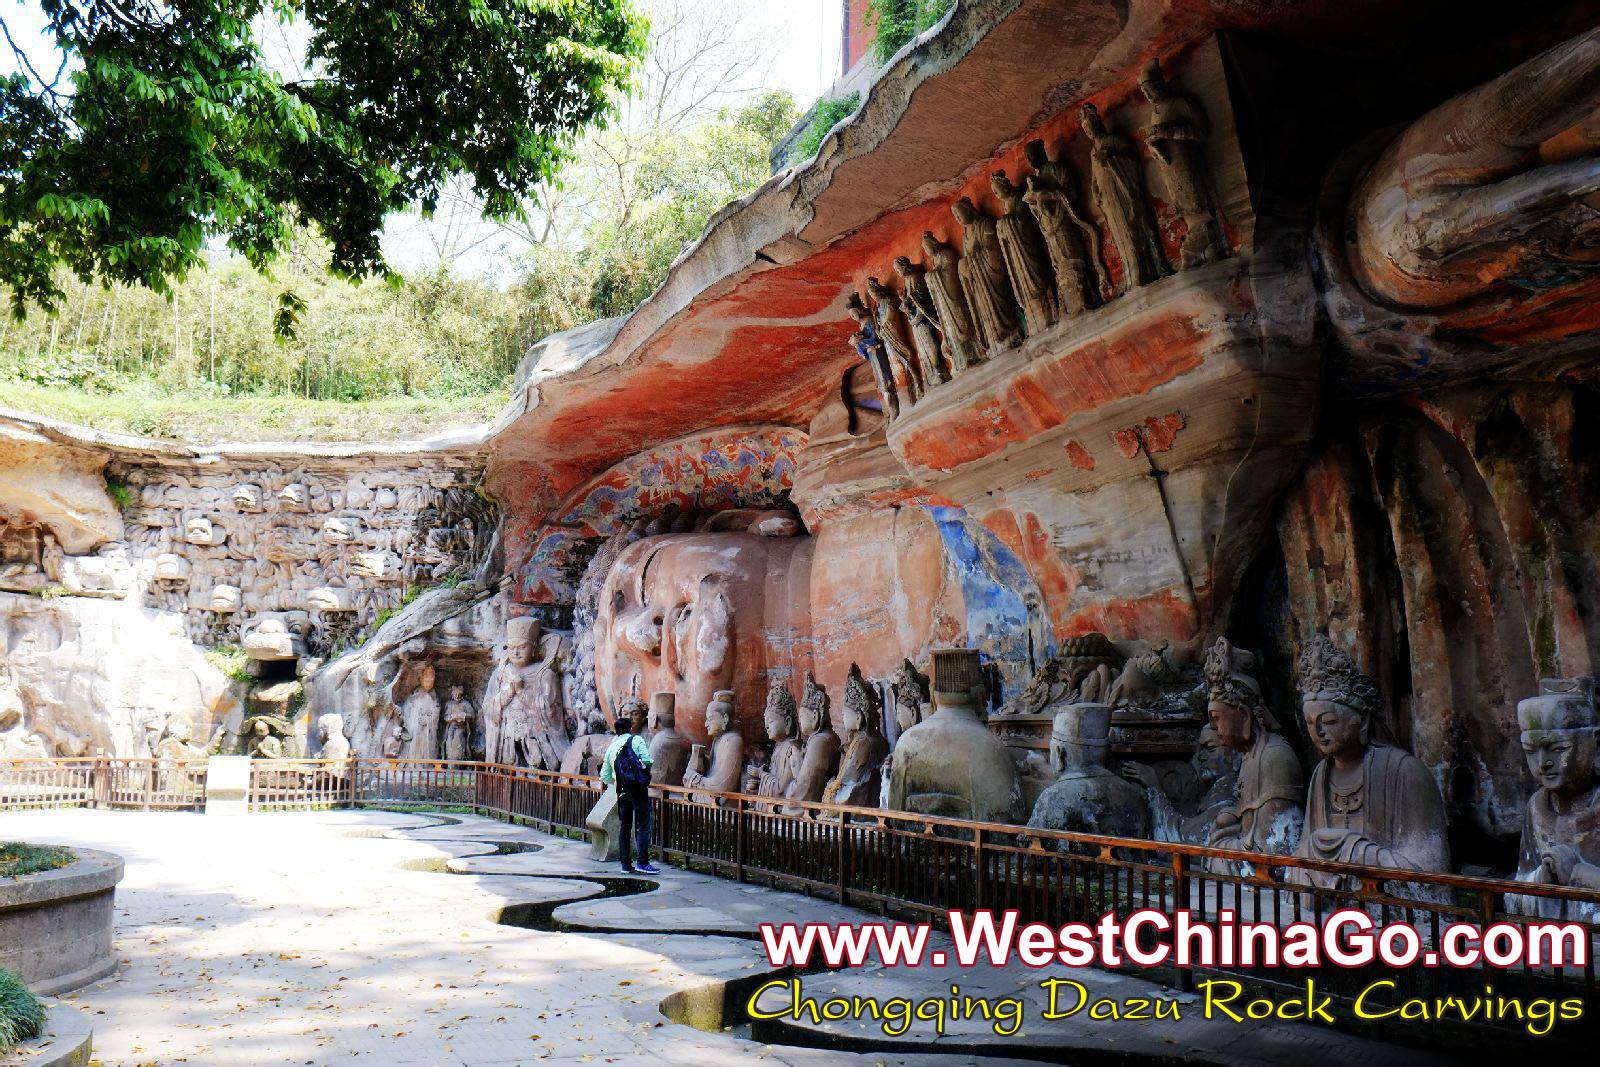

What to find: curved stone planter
left=2, top=1002, right=93, bottom=1067
left=0, top=848, right=122, bottom=995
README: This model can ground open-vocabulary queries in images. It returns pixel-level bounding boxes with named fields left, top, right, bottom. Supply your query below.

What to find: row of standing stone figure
left=848, top=59, right=1226, bottom=423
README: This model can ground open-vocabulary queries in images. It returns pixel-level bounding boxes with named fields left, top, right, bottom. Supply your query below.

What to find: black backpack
left=614, top=737, right=650, bottom=789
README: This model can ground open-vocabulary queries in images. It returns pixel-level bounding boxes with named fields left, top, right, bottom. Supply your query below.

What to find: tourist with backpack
left=600, top=716, right=658, bottom=874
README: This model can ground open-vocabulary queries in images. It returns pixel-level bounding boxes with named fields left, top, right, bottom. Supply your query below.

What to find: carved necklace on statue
left=1329, top=766, right=1365, bottom=816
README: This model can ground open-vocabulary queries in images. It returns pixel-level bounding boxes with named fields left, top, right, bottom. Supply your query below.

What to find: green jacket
left=599, top=734, right=653, bottom=785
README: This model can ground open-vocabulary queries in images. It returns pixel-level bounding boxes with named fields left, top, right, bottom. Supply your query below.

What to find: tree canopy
left=0, top=0, right=649, bottom=317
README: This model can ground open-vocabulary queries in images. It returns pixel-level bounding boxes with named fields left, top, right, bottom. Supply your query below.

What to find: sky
left=0, top=0, right=845, bottom=280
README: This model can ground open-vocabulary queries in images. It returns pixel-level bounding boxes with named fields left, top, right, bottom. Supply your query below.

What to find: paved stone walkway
left=1, top=809, right=1445, bottom=1065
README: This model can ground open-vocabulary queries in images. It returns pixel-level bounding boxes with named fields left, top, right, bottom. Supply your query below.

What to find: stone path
left=0, top=809, right=1445, bottom=1065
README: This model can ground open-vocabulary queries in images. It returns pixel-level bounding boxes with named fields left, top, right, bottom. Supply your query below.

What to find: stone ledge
left=1, top=1002, right=93, bottom=1067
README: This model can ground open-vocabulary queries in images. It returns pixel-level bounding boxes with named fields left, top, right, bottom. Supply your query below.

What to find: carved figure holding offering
left=846, top=291, right=899, bottom=420
left=1140, top=59, right=1226, bottom=268
left=1022, top=139, right=1104, bottom=313
left=919, top=232, right=979, bottom=373
left=754, top=678, right=803, bottom=799
left=646, top=692, right=692, bottom=787
left=1201, top=637, right=1304, bottom=855
left=1080, top=103, right=1170, bottom=292
left=786, top=671, right=841, bottom=806
left=989, top=170, right=1058, bottom=336
left=684, top=690, right=745, bottom=802
left=887, top=649, right=1023, bottom=823
left=893, top=256, right=951, bottom=388
left=1292, top=635, right=1449, bottom=887
left=866, top=276, right=924, bottom=405
left=1123, top=724, right=1239, bottom=845
left=443, top=687, right=476, bottom=762
left=1513, top=679, right=1600, bottom=917
left=951, top=197, right=1022, bottom=356
left=825, top=664, right=890, bottom=808
left=1028, top=702, right=1151, bottom=840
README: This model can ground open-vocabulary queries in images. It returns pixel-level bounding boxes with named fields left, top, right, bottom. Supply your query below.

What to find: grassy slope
left=0, top=381, right=508, bottom=443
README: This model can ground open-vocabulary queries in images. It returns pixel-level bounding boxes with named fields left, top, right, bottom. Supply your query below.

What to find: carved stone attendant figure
left=317, top=713, right=351, bottom=762
left=1028, top=703, right=1151, bottom=840
left=647, top=691, right=692, bottom=788
left=866, top=276, right=924, bottom=405
left=1293, top=635, right=1449, bottom=887
left=846, top=291, right=899, bottom=419
left=951, top=197, right=1022, bottom=355
left=990, top=170, right=1058, bottom=336
left=1080, top=103, right=1170, bottom=292
left=1512, top=680, right=1600, bottom=917
left=560, top=711, right=614, bottom=776
left=825, top=665, right=891, bottom=808
left=787, top=672, right=842, bottom=806
left=1140, top=59, right=1226, bottom=268
left=887, top=648, right=1024, bottom=823
left=1023, top=138, right=1107, bottom=305
left=893, top=256, right=950, bottom=387
left=919, top=232, right=979, bottom=372
left=683, top=690, right=745, bottom=802
left=400, top=662, right=442, bottom=760
left=1202, top=637, right=1304, bottom=856
left=442, top=687, right=476, bottom=762
left=1124, top=724, right=1238, bottom=845
left=754, top=679, right=804, bottom=799
left=480, top=617, right=571, bottom=769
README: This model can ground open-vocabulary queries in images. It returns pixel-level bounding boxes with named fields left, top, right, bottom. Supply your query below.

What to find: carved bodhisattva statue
left=1022, top=138, right=1105, bottom=311
left=1293, top=635, right=1449, bottom=887
left=1513, top=679, right=1600, bottom=918
left=684, top=690, right=745, bottom=803
left=919, top=232, right=979, bottom=373
left=442, top=687, right=476, bottom=762
left=786, top=672, right=841, bottom=806
left=887, top=649, right=1023, bottom=823
left=1028, top=703, right=1151, bottom=841
left=647, top=692, right=692, bottom=788
left=867, top=276, right=924, bottom=406
left=400, top=662, right=442, bottom=760
left=951, top=197, right=1023, bottom=356
left=1140, top=59, right=1226, bottom=269
left=1202, top=637, right=1304, bottom=856
left=990, top=170, right=1058, bottom=336
left=846, top=292, right=899, bottom=420
left=893, top=256, right=951, bottom=389
left=1080, top=103, right=1170, bottom=293
left=480, top=618, right=570, bottom=769
left=751, top=679, right=803, bottom=799
left=825, top=665, right=891, bottom=808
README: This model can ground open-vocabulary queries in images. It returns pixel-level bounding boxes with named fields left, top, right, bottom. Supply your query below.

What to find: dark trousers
left=617, top=782, right=651, bottom=869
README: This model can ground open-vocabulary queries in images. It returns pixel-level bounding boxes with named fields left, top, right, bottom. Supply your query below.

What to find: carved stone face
left=595, top=532, right=809, bottom=745
left=307, top=587, right=352, bottom=613
left=1208, top=698, right=1254, bottom=751
left=841, top=699, right=863, bottom=735
left=210, top=585, right=241, bottom=613
left=351, top=551, right=401, bottom=581
left=278, top=484, right=309, bottom=512
left=1302, top=699, right=1367, bottom=761
left=184, top=516, right=218, bottom=545
left=449, top=686, right=464, bottom=701
left=705, top=696, right=732, bottom=738
left=1193, top=725, right=1228, bottom=780
left=321, top=517, right=352, bottom=544
left=153, top=553, right=189, bottom=583
left=418, top=663, right=436, bottom=692
left=233, top=485, right=263, bottom=512
left=764, top=700, right=793, bottom=742
left=1522, top=729, right=1595, bottom=792
left=506, top=620, right=539, bottom=668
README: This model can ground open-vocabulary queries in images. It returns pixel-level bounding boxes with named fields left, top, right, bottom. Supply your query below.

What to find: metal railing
left=7, top=756, right=1600, bottom=1039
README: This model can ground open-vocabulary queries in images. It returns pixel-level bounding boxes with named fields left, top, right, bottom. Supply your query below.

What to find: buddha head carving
left=763, top=678, right=797, bottom=742
left=842, top=664, right=881, bottom=737
left=278, top=483, right=309, bottom=512
left=1050, top=702, right=1113, bottom=774
left=232, top=484, right=264, bottom=512
left=594, top=529, right=811, bottom=745
left=1297, top=635, right=1383, bottom=762
left=506, top=617, right=540, bottom=669
left=1518, top=680, right=1599, bottom=794
left=321, top=517, right=353, bottom=544
left=1203, top=637, right=1277, bottom=751
left=799, top=672, right=831, bottom=737
left=891, top=659, right=930, bottom=733
left=705, top=690, right=735, bottom=739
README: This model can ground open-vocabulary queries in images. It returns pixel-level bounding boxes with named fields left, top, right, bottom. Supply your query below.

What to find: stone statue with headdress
left=1201, top=637, right=1303, bottom=856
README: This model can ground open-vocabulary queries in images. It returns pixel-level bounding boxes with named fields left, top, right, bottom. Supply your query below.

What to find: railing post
left=973, top=827, right=985, bottom=912
left=836, top=817, right=848, bottom=905
left=143, top=760, right=154, bottom=811
left=734, top=796, right=745, bottom=884
left=93, top=757, right=109, bottom=809
left=1171, top=852, right=1192, bottom=992
left=347, top=758, right=359, bottom=807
